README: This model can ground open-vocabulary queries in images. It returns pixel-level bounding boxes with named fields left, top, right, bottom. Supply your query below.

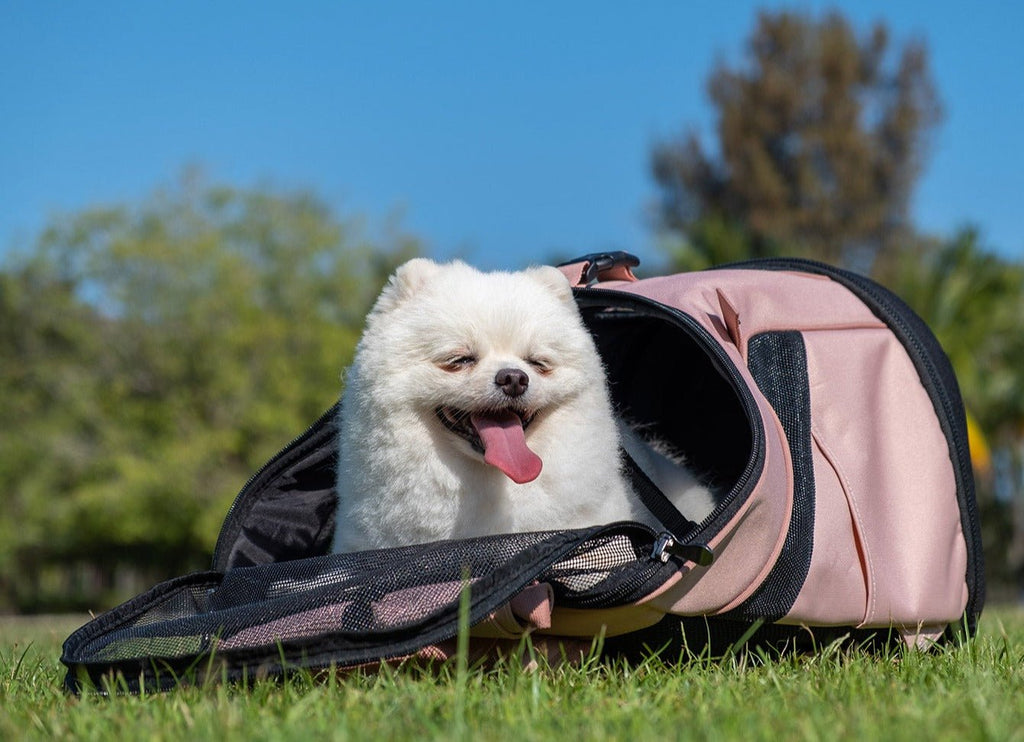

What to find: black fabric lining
left=212, top=405, right=340, bottom=572
left=574, top=290, right=763, bottom=546
left=727, top=331, right=815, bottom=620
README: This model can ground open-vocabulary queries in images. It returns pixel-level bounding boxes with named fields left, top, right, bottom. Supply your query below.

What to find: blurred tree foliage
left=652, top=8, right=1024, bottom=597
left=652, top=9, right=942, bottom=271
left=0, top=175, right=419, bottom=610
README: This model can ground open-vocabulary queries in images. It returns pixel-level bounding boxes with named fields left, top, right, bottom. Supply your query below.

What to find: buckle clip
left=559, top=251, right=640, bottom=286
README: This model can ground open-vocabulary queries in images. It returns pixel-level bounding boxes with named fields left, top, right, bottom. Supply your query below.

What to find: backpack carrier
left=62, top=254, right=984, bottom=693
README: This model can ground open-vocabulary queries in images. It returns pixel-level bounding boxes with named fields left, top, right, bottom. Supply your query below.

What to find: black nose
left=494, top=367, right=529, bottom=398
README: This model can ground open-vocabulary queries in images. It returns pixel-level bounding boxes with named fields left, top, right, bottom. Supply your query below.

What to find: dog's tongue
left=470, top=410, right=542, bottom=484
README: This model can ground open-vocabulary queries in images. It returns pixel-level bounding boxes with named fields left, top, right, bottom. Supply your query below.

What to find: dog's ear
left=374, top=258, right=442, bottom=312
left=525, top=265, right=574, bottom=303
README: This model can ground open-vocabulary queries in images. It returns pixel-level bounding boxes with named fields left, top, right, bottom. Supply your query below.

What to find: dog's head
left=351, top=258, right=607, bottom=483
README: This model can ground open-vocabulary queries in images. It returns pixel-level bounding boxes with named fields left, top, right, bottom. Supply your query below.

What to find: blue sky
left=2, top=1, right=1022, bottom=271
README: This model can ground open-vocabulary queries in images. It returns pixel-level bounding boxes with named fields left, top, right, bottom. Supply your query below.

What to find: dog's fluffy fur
left=332, top=259, right=714, bottom=553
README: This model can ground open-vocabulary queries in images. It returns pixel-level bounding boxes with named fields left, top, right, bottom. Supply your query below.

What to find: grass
left=2, top=609, right=1024, bottom=741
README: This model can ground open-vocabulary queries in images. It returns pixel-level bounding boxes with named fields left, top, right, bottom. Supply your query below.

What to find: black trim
left=727, top=331, right=815, bottom=620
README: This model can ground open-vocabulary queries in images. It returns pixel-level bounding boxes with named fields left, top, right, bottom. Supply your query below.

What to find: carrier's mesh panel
left=63, top=524, right=675, bottom=692
left=728, top=331, right=815, bottom=620
left=544, top=530, right=669, bottom=608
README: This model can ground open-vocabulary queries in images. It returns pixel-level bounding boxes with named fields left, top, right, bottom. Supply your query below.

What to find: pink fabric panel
left=600, top=269, right=886, bottom=354
left=780, top=441, right=870, bottom=625
left=786, top=329, right=968, bottom=626
left=589, top=269, right=968, bottom=625
left=510, top=582, right=555, bottom=629
left=473, top=582, right=555, bottom=639
left=593, top=270, right=842, bottom=614
left=588, top=270, right=813, bottom=615
left=651, top=391, right=794, bottom=614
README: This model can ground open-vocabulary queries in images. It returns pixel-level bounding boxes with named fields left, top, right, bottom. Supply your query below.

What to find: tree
left=0, top=174, right=420, bottom=610
left=652, top=10, right=942, bottom=270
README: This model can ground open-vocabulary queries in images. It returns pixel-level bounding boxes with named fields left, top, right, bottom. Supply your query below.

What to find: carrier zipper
left=652, top=531, right=715, bottom=566
left=573, top=287, right=767, bottom=540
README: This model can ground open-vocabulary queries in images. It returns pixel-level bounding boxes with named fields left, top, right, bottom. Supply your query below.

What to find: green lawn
left=2, top=610, right=1023, bottom=741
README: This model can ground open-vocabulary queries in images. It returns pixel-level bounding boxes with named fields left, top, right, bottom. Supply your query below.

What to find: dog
left=331, top=258, right=714, bottom=552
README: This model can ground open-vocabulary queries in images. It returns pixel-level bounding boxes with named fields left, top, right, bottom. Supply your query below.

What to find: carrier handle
left=557, top=251, right=640, bottom=287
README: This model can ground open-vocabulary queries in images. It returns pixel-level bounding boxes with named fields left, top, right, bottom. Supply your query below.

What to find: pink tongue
left=470, top=410, right=543, bottom=484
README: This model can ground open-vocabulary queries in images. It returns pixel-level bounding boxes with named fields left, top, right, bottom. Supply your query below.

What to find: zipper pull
left=652, top=532, right=715, bottom=567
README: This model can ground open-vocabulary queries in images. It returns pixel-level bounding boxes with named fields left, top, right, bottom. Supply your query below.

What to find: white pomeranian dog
left=331, top=259, right=714, bottom=553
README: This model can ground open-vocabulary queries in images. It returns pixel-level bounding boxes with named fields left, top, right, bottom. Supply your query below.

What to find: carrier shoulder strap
left=620, top=450, right=713, bottom=566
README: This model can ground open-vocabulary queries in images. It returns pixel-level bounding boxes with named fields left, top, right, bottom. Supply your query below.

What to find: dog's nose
left=494, top=367, right=529, bottom=398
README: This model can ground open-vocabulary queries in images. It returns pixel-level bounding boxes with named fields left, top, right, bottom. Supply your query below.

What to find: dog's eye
left=440, top=354, right=477, bottom=372
left=527, top=357, right=553, bottom=374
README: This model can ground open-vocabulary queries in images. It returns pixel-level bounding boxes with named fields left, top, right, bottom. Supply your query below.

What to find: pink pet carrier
left=62, top=253, right=982, bottom=692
